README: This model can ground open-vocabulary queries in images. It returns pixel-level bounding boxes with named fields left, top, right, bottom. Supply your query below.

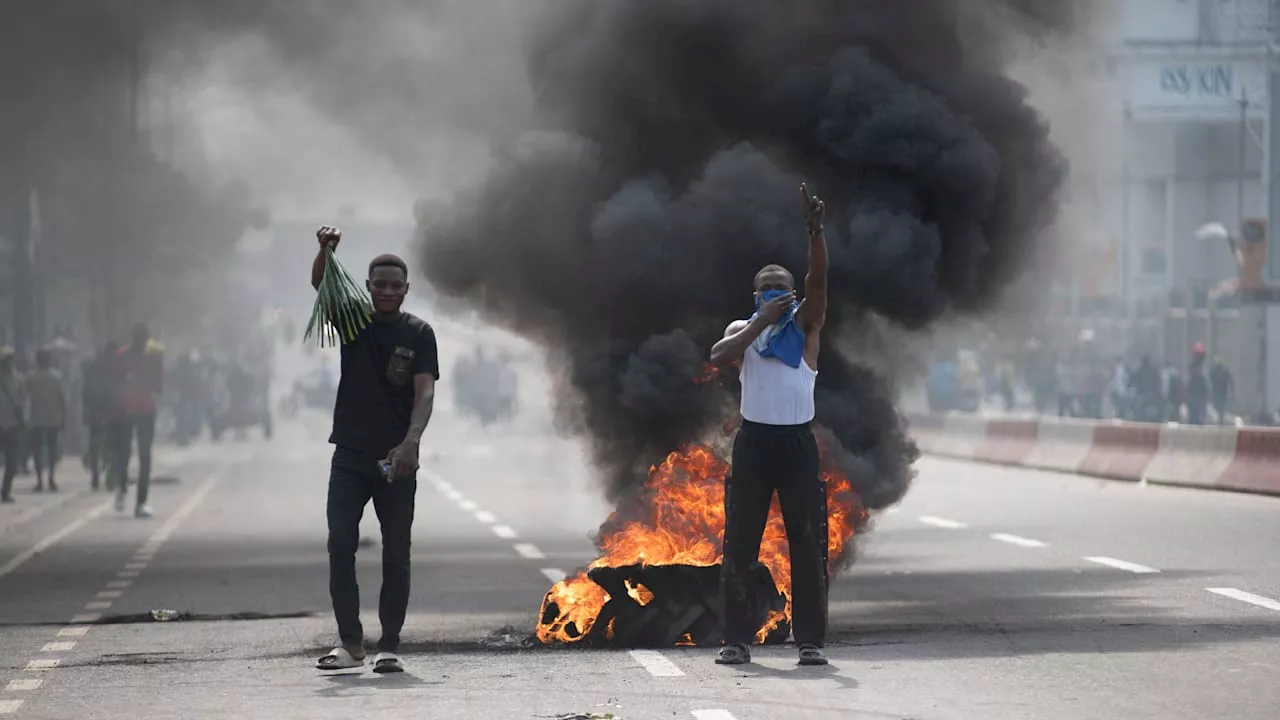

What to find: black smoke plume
left=419, top=0, right=1070, bottom=511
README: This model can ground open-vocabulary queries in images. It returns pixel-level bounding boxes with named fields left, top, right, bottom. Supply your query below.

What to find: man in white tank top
left=708, top=184, right=829, bottom=666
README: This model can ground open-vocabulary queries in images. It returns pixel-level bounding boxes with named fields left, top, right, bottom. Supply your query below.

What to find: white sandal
left=316, top=646, right=365, bottom=670
left=371, top=652, right=405, bottom=674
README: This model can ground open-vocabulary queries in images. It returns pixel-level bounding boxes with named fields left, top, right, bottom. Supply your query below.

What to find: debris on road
left=480, top=625, right=539, bottom=650
left=150, top=609, right=182, bottom=622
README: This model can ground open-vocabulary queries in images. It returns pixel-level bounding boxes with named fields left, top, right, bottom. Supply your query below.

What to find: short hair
left=754, top=264, right=794, bottom=289
left=369, top=254, right=408, bottom=278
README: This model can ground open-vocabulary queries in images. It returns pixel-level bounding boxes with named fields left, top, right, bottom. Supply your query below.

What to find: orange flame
left=536, top=442, right=864, bottom=645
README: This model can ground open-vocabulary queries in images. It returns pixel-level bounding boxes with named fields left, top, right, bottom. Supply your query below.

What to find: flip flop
left=316, top=646, right=365, bottom=671
left=797, top=644, right=828, bottom=666
left=714, top=643, right=751, bottom=665
left=372, top=652, right=405, bottom=674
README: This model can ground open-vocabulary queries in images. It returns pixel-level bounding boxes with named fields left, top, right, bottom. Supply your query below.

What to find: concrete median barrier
left=904, top=410, right=1280, bottom=498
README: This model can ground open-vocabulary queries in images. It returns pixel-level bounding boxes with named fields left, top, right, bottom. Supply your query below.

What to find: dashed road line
left=25, top=660, right=58, bottom=671
left=0, top=700, right=24, bottom=714
left=458, top=499, right=478, bottom=512
left=118, top=570, right=140, bottom=578
left=96, top=590, right=124, bottom=599
left=692, top=711, right=739, bottom=720
left=1084, top=556, right=1160, bottom=574
left=474, top=511, right=496, bottom=524
left=0, top=501, right=112, bottom=580
left=106, top=579, right=133, bottom=589
left=124, top=562, right=147, bottom=570
left=84, top=600, right=112, bottom=610
left=513, top=543, right=545, bottom=559
left=70, top=613, right=100, bottom=624
left=1207, top=587, right=1280, bottom=612
left=5, top=679, right=40, bottom=691
left=918, top=515, right=967, bottom=530
left=492, top=525, right=517, bottom=540
left=541, top=568, right=567, bottom=583
left=990, top=533, right=1046, bottom=548
left=629, top=649, right=685, bottom=677
left=41, top=641, right=75, bottom=652
left=56, top=627, right=88, bottom=638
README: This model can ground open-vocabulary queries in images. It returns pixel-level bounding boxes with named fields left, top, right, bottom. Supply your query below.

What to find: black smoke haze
left=418, top=0, right=1077, bottom=511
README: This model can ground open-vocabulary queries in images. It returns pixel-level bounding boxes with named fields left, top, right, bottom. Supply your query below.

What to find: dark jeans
left=1, top=427, right=19, bottom=500
left=721, top=420, right=828, bottom=647
left=115, top=415, right=156, bottom=506
left=327, top=446, right=417, bottom=653
left=86, top=421, right=108, bottom=488
left=31, top=427, right=60, bottom=485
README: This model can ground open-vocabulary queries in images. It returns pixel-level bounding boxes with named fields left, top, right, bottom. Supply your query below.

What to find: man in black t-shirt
left=311, top=226, right=439, bottom=675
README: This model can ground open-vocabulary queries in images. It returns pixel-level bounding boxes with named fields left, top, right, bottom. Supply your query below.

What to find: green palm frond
left=304, top=246, right=373, bottom=347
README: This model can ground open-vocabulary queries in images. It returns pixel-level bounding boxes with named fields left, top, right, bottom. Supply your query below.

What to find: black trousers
left=31, top=427, right=61, bottom=481
left=327, top=446, right=417, bottom=653
left=0, top=427, right=19, bottom=500
left=721, top=419, right=828, bottom=647
left=114, top=415, right=156, bottom=506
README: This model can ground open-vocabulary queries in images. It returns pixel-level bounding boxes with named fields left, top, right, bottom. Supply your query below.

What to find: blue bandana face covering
left=749, top=290, right=805, bottom=368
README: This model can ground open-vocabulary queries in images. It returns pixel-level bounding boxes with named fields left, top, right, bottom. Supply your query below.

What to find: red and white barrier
left=906, top=412, right=1280, bottom=497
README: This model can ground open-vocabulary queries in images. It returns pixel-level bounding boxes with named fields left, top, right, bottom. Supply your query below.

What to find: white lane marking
left=1084, top=556, right=1160, bottom=574
left=513, top=543, right=545, bottom=559
left=124, top=562, right=147, bottom=570
left=444, top=489, right=464, bottom=502
left=629, top=649, right=685, bottom=677
left=918, top=516, right=967, bottom=530
left=70, top=614, right=100, bottom=624
left=692, top=711, right=739, bottom=720
left=84, top=601, right=112, bottom=610
left=474, top=511, right=497, bottom=524
left=133, top=554, right=154, bottom=562
left=25, top=659, right=58, bottom=670
left=57, top=627, right=89, bottom=638
left=144, top=454, right=245, bottom=549
left=5, top=679, right=41, bottom=691
left=96, top=590, right=124, bottom=599
left=990, top=533, right=1046, bottom=548
left=0, top=501, right=112, bottom=580
left=458, top=499, right=478, bottom=512
left=0, top=700, right=23, bottom=714
left=118, top=570, right=141, bottom=578
left=541, top=568, right=567, bottom=584
left=1207, top=587, right=1280, bottom=612
left=41, top=641, right=75, bottom=652
left=492, top=525, right=517, bottom=540
left=107, top=580, right=133, bottom=589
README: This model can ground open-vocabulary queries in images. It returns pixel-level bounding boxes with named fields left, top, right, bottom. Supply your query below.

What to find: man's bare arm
left=404, top=374, right=436, bottom=443
left=312, top=226, right=340, bottom=290
left=311, top=246, right=327, bottom=290
left=796, top=184, right=828, bottom=333
left=710, top=318, right=769, bottom=367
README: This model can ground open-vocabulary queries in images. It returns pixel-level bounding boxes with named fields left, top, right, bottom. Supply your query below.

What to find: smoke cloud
left=418, top=0, right=1080, bottom=511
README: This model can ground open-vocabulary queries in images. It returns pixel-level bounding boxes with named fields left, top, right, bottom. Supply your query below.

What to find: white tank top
left=739, top=341, right=817, bottom=426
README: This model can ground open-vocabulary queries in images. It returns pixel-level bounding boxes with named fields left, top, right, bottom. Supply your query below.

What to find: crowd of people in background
left=928, top=333, right=1237, bottom=426
left=0, top=322, right=277, bottom=513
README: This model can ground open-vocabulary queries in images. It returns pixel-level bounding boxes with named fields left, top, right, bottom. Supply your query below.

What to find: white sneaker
left=135, top=505, right=153, bottom=519
left=115, top=494, right=126, bottom=512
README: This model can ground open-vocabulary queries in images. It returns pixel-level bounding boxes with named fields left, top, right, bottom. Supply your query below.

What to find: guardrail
left=905, top=412, right=1280, bottom=497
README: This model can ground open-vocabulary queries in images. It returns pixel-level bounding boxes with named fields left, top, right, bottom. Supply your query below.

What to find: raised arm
left=796, top=183, right=827, bottom=334
left=312, top=226, right=341, bottom=290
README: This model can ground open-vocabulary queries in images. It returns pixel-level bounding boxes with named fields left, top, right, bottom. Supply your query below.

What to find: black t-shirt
left=329, top=312, right=440, bottom=458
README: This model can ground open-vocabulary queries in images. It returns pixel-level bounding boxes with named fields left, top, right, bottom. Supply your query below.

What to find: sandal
left=316, top=646, right=365, bottom=670
left=797, top=643, right=828, bottom=666
left=372, top=652, right=405, bottom=674
left=715, top=643, right=751, bottom=665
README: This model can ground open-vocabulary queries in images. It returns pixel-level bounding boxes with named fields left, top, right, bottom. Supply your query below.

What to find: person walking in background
left=82, top=342, right=117, bottom=490
left=26, top=348, right=66, bottom=493
left=0, top=347, right=26, bottom=503
left=1210, top=356, right=1233, bottom=425
left=1186, top=343, right=1210, bottom=426
left=112, top=324, right=164, bottom=518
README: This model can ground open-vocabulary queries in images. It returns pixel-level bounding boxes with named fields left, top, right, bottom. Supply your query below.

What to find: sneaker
left=115, top=494, right=126, bottom=512
left=135, top=505, right=154, bottom=519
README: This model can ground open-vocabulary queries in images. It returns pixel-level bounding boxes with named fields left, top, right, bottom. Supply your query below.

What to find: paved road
left=1, top=403, right=1279, bottom=719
